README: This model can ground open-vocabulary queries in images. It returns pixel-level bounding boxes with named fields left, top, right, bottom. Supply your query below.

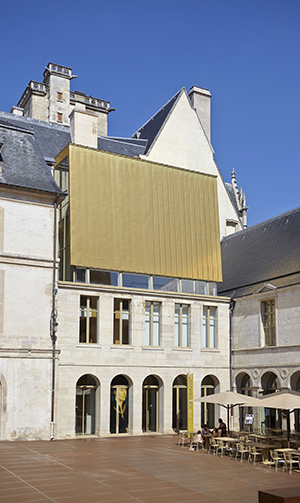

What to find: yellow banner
left=187, top=372, right=194, bottom=433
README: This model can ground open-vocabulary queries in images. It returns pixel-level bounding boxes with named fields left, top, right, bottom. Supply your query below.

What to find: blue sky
left=1, top=0, right=299, bottom=226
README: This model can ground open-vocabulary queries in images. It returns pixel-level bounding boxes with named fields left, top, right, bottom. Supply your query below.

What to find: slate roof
left=225, top=182, right=239, bottom=216
left=0, top=120, right=63, bottom=194
left=218, top=207, right=300, bottom=297
left=97, top=136, right=147, bottom=157
left=0, top=112, right=71, bottom=163
left=131, top=89, right=184, bottom=154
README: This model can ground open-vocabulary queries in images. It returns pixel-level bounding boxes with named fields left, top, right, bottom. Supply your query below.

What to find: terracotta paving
left=0, top=435, right=299, bottom=502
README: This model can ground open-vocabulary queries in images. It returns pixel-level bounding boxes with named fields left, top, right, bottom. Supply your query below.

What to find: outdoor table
left=247, top=442, right=274, bottom=463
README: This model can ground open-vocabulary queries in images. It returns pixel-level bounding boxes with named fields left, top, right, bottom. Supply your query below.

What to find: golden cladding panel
left=68, top=144, right=222, bottom=281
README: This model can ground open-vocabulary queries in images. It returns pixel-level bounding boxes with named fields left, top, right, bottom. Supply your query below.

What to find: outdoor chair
left=248, top=445, right=263, bottom=465
left=216, top=439, right=226, bottom=458
left=282, top=452, right=299, bottom=474
left=209, top=438, right=218, bottom=456
left=235, top=442, right=249, bottom=462
left=190, top=434, right=202, bottom=452
left=179, top=431, right=187, bottom=447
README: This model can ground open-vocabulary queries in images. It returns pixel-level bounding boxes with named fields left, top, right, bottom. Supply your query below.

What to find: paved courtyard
left=0, top=435, right=300, bottom=503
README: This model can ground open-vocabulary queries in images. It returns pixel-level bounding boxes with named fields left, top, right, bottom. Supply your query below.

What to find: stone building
left=0, top=62, right=250, bottom=440
left=218, top=208, right=300, bottom=432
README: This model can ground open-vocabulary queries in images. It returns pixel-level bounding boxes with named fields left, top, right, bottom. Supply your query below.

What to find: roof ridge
left=222, top=205, right=300, bottom=242
left=0, top=111, right=69, bottom=132
left=132, top=87, right=185, bottom=139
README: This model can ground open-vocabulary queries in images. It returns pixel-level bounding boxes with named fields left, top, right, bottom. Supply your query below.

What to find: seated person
left=201, top=424, right=212, bottom=447
left=214, top=418, right=227, bottom=437
left=196, top=430, right=203, bottom=446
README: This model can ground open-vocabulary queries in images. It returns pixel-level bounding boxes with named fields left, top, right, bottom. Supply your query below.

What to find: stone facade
left=0, top=191, right=56, bottom=440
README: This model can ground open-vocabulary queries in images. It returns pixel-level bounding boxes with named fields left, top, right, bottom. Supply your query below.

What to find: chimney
left=189, top=86, right=212, bottom=141
left=69, top=109, right=98, bottom=149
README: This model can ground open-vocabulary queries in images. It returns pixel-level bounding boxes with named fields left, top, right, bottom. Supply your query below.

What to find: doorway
left=76, top=375, right=97, bottom=435
left=142, top=376, right=159, bottom=432
left=172, top=375, right=187, bottom=431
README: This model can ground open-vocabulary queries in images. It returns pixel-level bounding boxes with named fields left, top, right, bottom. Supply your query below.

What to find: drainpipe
left=229, top=298, right=236, bottom=392
left=50, top=194, right=60, bottom=440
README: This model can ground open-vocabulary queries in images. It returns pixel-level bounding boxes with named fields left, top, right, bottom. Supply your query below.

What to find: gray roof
left=97, top=136, right=147, bottom=157
left=132, top=89, right=183, bottom=154
left=0, top=120, right=62, bottom=194
left=225, top=182, right=239, bottom=216
left=218, top=207, right=300, bottom=297
left=0, top=112, right=70, bottom=163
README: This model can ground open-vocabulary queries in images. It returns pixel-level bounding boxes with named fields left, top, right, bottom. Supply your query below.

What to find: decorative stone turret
left=231, top=169, right=248, bottom=228
left=14, top=63, right=112, bottom=135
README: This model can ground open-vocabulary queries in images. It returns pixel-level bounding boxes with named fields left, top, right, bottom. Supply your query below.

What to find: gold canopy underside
left=67, top=144, right=222, bottom=281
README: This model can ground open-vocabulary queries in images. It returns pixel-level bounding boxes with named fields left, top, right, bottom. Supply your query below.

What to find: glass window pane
left=114, top=317, right=120, bottom=344
left=182, top=319, right=188, bottom=347
left=145, top=316, right=150, bottom=345
left=76, top=268, right=87, bottom=283
left=122, top=319, right=129, bottom=344
left=175, top=319, right=180, bottom=347
left=195, top=281, right=207, bottom=295
left=89, top=317, right=97, bottom=343
left=153, top=318, right=160, bottom=346
left=145, top=301, right=151, bottom=315
left=79, top=318, right=86, bottom=343
left=182, top=305, right=189, bottom=317
left=90, top=270, right=119, bottom=286
left=122, top=273, right=149, bottom=289
left=182, top=280, right=194, bottom=294
left=153, top=302, right=160, bottom=315
left=153, top=277, right=179, bottom=292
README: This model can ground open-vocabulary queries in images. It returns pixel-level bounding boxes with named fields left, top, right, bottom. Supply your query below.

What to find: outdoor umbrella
left=193, top=390, right=260, bottom=433
left=254, top=390, right=300, bottom=447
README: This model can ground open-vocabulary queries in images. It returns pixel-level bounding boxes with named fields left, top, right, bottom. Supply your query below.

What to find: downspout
left=50, top=194, right=60, bottom=440
left=229, top=298, right=236, bottom=392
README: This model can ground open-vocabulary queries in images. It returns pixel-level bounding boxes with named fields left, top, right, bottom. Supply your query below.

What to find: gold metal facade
left=64, top=144, right=222, bottom=281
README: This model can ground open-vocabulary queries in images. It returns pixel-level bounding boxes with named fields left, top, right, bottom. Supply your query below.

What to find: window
left=57, top=112, right=63, bottom=122
left=79, top=296, right=98, bottom=343
left=174, top=304, right=190, bottom=347
left=57, top=92, right=63, bottom=101
left=262, top=300, right=276, bottom=346
left=145, top=301, right=161, bottom=346
left=203, top=306, right=217, bottom=348
left=114, top=299, right=130, bottom=345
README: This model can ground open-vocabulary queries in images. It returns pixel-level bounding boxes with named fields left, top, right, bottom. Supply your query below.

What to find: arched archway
left=291, top=372, right=300, bottom=432
left=110, top=375, right=130, bottom=434
left=236, top=372, right=253, bottom=430
left=142, top=375, right=161, bottom=432
left=201, top=375, right=219, bottom=429
left=260, top=371, right=281, bottom=430
left=76, top=374, right=98, bottom=435
left=172, top=375, right=187, bottom=432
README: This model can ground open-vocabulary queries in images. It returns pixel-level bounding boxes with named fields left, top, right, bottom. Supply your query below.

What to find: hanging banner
left=187, top=372, right=194, bottom=433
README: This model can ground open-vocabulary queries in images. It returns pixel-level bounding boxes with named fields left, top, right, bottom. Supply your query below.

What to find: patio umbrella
left=254, top=390, right=300, bottom=447
left=193, top=390, right=261, bottom=433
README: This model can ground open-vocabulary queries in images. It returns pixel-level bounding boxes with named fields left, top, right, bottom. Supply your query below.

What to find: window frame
left=262, top=299, right=276, bottom=347
left=113, top=298, right=131, bottom=345
left=79, top=295, right=98, bottom=344
left=202, top=305, right=217, bottom=349
left=174, top=303, right=190, bottom=348
left=145, top=301, right=161, bottom=346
